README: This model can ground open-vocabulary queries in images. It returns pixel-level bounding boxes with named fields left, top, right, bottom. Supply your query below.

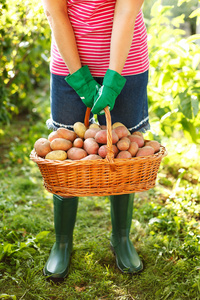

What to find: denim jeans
left=46, top=71, right=150, bottom=133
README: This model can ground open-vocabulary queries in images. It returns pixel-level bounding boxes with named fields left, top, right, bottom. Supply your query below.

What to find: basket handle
left=84, top=107, right=115, bottom=163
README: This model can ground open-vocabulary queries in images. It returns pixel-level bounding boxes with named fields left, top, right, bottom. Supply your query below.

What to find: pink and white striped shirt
left=50, top=0, right=149, bottom=77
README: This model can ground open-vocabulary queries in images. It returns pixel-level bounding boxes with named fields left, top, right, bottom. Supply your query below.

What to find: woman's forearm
left=109, top=0, right=144, bottom=74
left=42, top=0, right=81, bottom=74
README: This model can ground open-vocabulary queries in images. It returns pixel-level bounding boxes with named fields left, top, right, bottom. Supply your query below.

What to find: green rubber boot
left=110, top=194, right=143, bottom=274
left=43, top=194, right=78, bottom=281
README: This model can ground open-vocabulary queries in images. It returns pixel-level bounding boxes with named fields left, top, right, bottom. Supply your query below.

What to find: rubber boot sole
left=43, top=266, right=69, bottom=283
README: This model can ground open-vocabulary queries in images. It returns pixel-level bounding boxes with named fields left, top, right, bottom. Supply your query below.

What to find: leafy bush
left=147, top=0, right=200, bottom=143
left=144, top=0, right=199, bottom=34
left=0, top=0, right=50, bottom=122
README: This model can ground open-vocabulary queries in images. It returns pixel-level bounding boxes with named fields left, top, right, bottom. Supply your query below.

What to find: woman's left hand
left=91, top=69, right=126, bottom=115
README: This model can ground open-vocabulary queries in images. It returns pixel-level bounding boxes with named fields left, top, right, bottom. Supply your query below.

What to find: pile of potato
left=34, top=121, right=161, bottom=161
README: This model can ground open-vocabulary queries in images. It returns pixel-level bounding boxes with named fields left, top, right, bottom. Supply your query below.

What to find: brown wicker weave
left=30, top=106, right=167, bottom=197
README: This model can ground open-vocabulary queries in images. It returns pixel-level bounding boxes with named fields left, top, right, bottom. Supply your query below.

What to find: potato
left=84, top=128, right=101, bottom=139
left=132, top=131, right=143, bottom=138
left=89, top=123, right=100, bottom=129
left=98, top=144, right=119, bottom=158
left=50, top=138, right=72, bottom=151
left=95, top=129, right=119, bottom=144
left=57, top=127, right=76, bottom=141
left=81, top=154, right=102, bottom=160
left=145, top=140, right=160, bottom=153
left=128, top=141, right=138, bottom=157
left=67, top=147, right=87, bottom=160
left=112, top=123, right=131, bottom=136
left=45, top=150, right=67, bottom=161
left=128, top=135, right=144, bottom=148
left=73, top=122, right=87, bottom=139
left=117, top=137, right=130, bottom=151
left=112, top=122, right=125, bottom=129
left=113, top=126, right=129, bottom=139
left=48, top=131, right=60, bottom=142
left=100, top=125, right=107, bottom=130
left=73, top=138, right=84, bottom=148
left=34, top=138, right=52, bottom=157
left=116, top=151, right=132, bottom=159
left=84, top=138, right=99, bottom=155
left=136, top=146, right=154, bottom=157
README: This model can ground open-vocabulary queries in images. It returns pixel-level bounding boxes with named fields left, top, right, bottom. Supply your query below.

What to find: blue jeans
left=46, top=71, right=150, bottom=133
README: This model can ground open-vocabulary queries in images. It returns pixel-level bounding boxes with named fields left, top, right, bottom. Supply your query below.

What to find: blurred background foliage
left=0, top=0, right=200, bottom=142
left=0, top=0, right=51, bottom=122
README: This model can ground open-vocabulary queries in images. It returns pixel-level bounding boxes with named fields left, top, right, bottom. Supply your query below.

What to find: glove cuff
left=65, top=65, right=93, bottom=90
left=103, top=69, right=126, bottom=94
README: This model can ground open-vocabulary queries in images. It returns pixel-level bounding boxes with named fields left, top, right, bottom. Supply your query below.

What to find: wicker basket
left=30, top=107, right=167, bottom=197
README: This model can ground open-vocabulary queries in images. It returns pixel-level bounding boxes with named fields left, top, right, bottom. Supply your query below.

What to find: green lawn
left=0, top=94, right=200, bottom=300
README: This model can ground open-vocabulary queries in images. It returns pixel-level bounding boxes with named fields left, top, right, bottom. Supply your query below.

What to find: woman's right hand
left=65, top=66, right=101, bottom=108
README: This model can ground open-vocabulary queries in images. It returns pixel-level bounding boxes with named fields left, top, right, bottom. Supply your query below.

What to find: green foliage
left=0, top=0, right=50, bottom=123
left=147, top=0, right=200, bottom=143
left=144, top=0, right=199, bottom=28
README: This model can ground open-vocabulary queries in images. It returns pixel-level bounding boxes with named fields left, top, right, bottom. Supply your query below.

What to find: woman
left=41, top=0, right=149, bottom=280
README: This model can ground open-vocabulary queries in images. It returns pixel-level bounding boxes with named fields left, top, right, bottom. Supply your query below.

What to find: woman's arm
left=109, top=0, right=144, bottom=74
left=41, top=0, right=81, bottom=74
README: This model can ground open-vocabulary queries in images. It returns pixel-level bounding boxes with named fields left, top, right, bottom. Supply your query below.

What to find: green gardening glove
left=91, top=69, right=126, bottom=115
left=65, top=65, right=100, bottom=108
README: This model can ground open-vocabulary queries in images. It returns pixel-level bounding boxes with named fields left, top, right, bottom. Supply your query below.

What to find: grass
left=0, top=91, right=200, bottom=299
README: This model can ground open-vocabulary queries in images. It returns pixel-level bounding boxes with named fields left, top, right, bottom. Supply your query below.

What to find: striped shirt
left=51, top=0, right=149, bottom=77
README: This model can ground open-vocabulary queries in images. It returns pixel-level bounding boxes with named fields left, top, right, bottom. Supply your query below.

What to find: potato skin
left=89, top=123, right=100, bottom=129
left=84, top=128, right=101, bottom=139
left=67, top=147, right=87, bottom=160
left=50, top=138, right=72, bottom=151
left=112, top=122, right=125, bottom=129
left=128, top=141, right=138, bottom=157
left=34, top=138, right=52, bottom=157
left=73, top=122, right=87, bottom=139
left=45, top=150, right=67, bottom=161
left=57, top=127, right=76, bottom=141
left=98, top=144, right=119, bottom=158
left=84, top=138, right=99, bottom=155
left=48, top=131, right=60, bottom=142
left=132, top=131, right=143, bottom=138
left=116, top=151, right=132, bottom=159
left=81, top=154, right=102, bottom=160
left=73, top=138, right=84, bottom=148
left=113, top=126, right=129, bottom=139
left=128, top=135, right=144, bottom=148
left=145, top=140, right=160, bottom=153
left=136, top=146, right=154, bottom=157
left=117, top=137, right=130, bottom=151
left=95, top=130, right=119, bottom=144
